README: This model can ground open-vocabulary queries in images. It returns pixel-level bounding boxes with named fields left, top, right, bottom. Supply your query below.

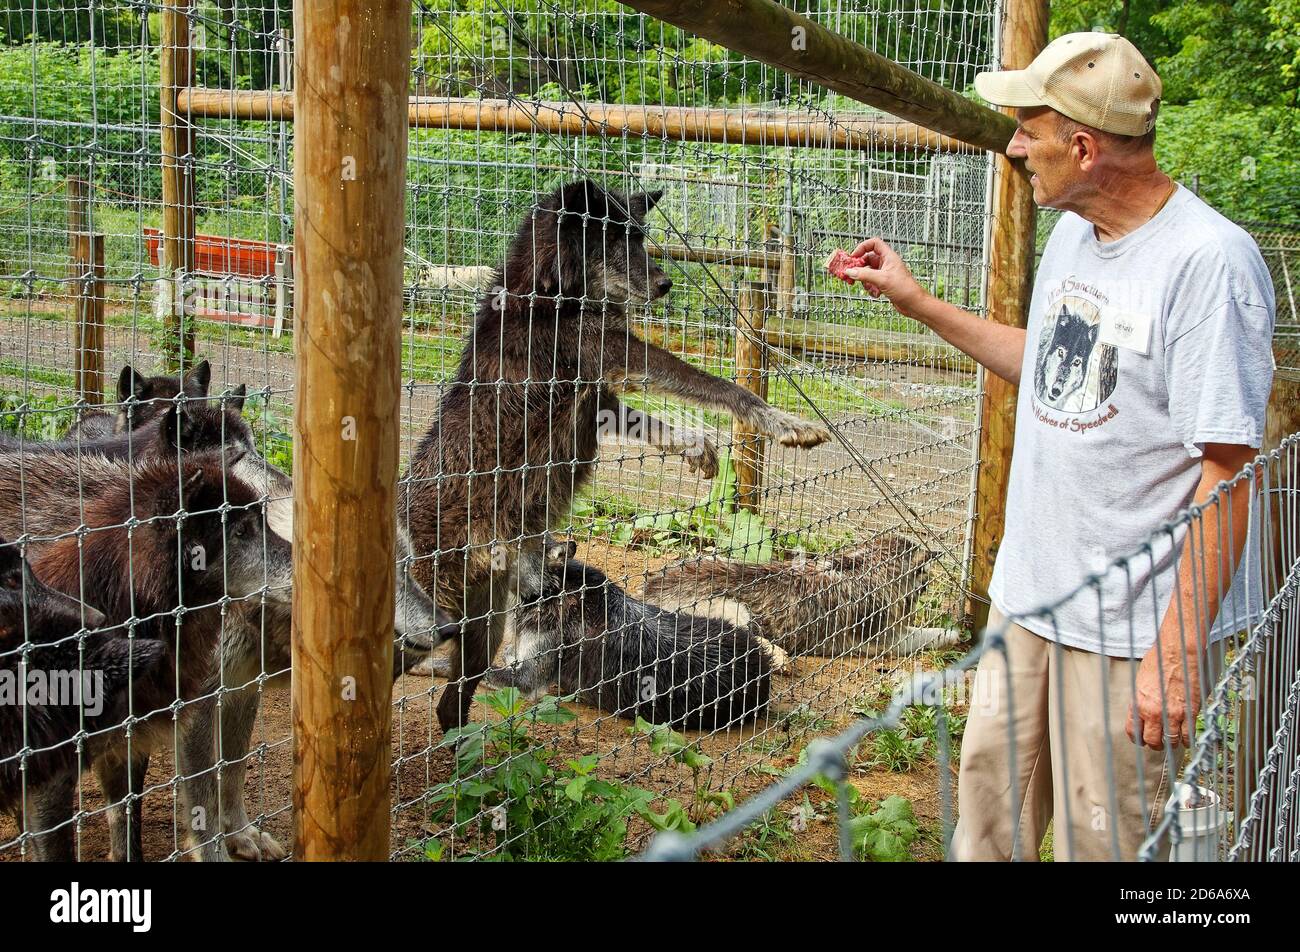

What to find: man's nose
left=1006, top=131, right=1028, bottom=159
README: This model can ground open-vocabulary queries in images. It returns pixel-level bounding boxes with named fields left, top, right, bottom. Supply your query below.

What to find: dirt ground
left=0, top=532, right=964, bottom=864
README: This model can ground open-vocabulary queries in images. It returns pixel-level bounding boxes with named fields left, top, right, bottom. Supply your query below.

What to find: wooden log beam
left=966, top=0, right=1047, bottom=631
left=761, top=316, right=975, bottom=373
left=292, top=0, right=409, bottom=862
left=175, top=89, right=980, bottom=154
left=616, top=0, right=1017, bottom=154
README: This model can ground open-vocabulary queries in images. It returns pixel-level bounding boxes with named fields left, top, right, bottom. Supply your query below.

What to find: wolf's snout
left=1049, top=387, right=1062, bottom=399
left=80, top=604, right=107, bottom=629
left=653, top=276, right=673, bottom=298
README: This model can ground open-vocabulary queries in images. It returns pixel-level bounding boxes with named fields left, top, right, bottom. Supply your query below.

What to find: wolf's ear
left=118, top=365, right=141, bottom=403
left=558, top=180, right=609, bottom=224
left=225, top=384, right=247, bottom=415
left=543, top=537, right=575, bottom=565
left=629, top=189, right=664, bottom=218
left=184, top=359, right=212, bottom=397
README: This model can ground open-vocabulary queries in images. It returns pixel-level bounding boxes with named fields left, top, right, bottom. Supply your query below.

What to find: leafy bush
left=421, top=688, right=693, bottom=861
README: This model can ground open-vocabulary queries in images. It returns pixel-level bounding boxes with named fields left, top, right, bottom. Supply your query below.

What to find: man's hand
left=844, top=237, right=930, bottom=318
left=1127, top=644, right=1200, bottom=749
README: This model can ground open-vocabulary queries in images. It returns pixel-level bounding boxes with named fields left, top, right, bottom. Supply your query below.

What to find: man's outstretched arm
left=845, top=237, right=1028, bottom=385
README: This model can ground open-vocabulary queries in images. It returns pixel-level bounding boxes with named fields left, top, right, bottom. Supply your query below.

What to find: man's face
left=1006, top=106, right=1079, bottom=208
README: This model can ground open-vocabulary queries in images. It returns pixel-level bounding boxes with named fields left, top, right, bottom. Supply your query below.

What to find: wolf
left=65, top=360, right=212, bottom=441
left=0, top=449, right=293, bottom=861
left=1035, top=307, right=1100, bottom=410
left=485, top=538, right=772, bottom=730
left=642, top=535, right=960, bottom=659
left=6, top=379, right=454, bottom=860
left=0, top=537, right=170, bottom=857
left=403, top=180, right=829, bottom=733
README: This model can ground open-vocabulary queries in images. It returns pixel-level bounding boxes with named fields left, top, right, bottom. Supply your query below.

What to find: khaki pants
left=950, top=608, right=1219, bottom=862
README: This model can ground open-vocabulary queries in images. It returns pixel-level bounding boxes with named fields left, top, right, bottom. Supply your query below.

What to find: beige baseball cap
left=975, top=32, right=1161, bottom=136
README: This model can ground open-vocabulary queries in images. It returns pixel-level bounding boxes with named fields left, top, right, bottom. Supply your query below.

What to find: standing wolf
left=404, top=180, right=829, bottom=732
left=643, top=535, right=958, bottom=659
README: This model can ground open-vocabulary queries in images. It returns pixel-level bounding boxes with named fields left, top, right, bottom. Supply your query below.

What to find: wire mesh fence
left=0, top=1, right=1292, bottom=863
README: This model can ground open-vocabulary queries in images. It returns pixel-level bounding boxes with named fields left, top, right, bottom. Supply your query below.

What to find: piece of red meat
left=825, top=249, right=866, bottom=283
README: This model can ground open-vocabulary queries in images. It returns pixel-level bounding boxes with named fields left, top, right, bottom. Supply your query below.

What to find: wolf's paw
left=764, top=411, right=831, bottom=449
left=755, top=635, right=792, bottom=674
left=681, top=433, right=719, bottom=479
left=408, top=654, right=452, bottom=678
left=225, top=826, right=287, bottom=862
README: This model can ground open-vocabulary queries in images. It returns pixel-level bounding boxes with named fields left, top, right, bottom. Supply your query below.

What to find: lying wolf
left=485, top=538, right=772, bottom=730
left=403, top=179, right=829, bottom=732
left=642, top=535, right=961, bottom=659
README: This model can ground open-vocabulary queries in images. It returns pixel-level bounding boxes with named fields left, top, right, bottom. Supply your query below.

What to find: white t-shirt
left=988, top=186, right=1276, bottom=657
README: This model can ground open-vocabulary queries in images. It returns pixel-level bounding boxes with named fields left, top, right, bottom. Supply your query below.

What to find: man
left=844, top=33, right=1275, bottom=860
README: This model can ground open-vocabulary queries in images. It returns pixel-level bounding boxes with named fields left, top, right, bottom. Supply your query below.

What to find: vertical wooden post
left=72, top=232, right=105, bottom=405
left=66, top=176, right=88, bottom=238
left=160, top=0, right=196, bottom=368
left=777, top=229, right=796, bottom=325
left=292, top=0, right=410, bottom=862
left=733, top=281, right=769, bottom=511
left=965, top=0, right=1046, bottom=631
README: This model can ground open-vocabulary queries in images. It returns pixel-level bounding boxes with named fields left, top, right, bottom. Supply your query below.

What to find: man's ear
left=184, top=359, right=211, bottom=397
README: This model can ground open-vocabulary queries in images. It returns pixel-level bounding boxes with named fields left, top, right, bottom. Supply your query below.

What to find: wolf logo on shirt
left=1034, top=299, right=1117, bottom=412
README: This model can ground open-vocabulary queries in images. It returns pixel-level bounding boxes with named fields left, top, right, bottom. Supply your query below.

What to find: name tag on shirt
left=1099, top=308, right=1152, bottom=355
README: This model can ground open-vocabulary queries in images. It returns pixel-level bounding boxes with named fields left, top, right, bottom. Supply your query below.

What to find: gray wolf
left=642, top=535, right=959, bottom=659
left=403, top=179, right=829, bottom=732
left=0, top=449, right=293, bottom=861
left=67, top=360, right=212, bottom=441
left=1035, top=307, right=1099, bottom=409
left=0, top=537, right=167, bottom=855
left=486, top=538, right=772, bottom=730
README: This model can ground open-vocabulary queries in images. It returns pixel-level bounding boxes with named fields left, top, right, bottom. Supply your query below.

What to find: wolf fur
left=5, top=385, right=452, bottom=860
left=66, top=360, right=212, bottom=441
left=403, top=180, right=828, bottom=732
left=0, top=538, right=170, bottom=856
left=0, top=449, right=293, bottom=861
left=642, top=535, right=960, bottom=659
left=485, top=539, right=771, bottom=730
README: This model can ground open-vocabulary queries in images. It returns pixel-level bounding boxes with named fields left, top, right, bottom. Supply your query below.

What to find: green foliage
left=0, top=389, right=76, bottom=440
left=847, top=795, right=919, bottom=862
left=423, top=689, right=691, bottom=860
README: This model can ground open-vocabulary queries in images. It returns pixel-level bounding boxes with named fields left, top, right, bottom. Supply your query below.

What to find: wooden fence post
left=734, top=281, right=769, bottom=511
left=72, top=232, right=105, bottom=405
left=160, top=0, right=196, bottom=368
left=292, top=0, right=410, bottom=862
left=965, top=0, right=1047, bottom=631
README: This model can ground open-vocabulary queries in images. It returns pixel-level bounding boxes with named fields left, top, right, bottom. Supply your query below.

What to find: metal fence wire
left=0, top=1, right=1293, bottom=863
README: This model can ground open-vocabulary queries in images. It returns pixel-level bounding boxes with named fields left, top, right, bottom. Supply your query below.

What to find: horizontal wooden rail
left=618, top=0, right=1016, bottom=155
left=176, top=89, right=978, bottom=154
left=761, top=316, right=975, bottom=373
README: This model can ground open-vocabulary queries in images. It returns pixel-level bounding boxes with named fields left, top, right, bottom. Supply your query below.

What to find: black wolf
left=67, top=360, right=212, bottom=441
left=4, top=399, right=452, bottom=860
left=485, top=538, right=771, bottom=731
left=643, top=535, right=959, bottom=658
left=404, top=179, right=829, bottom=732
left=0, top=449, right=293, bottom=861
left=0, top=538, right=169, bottom=856
left=1035, top=307, right=1099, bottom=409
